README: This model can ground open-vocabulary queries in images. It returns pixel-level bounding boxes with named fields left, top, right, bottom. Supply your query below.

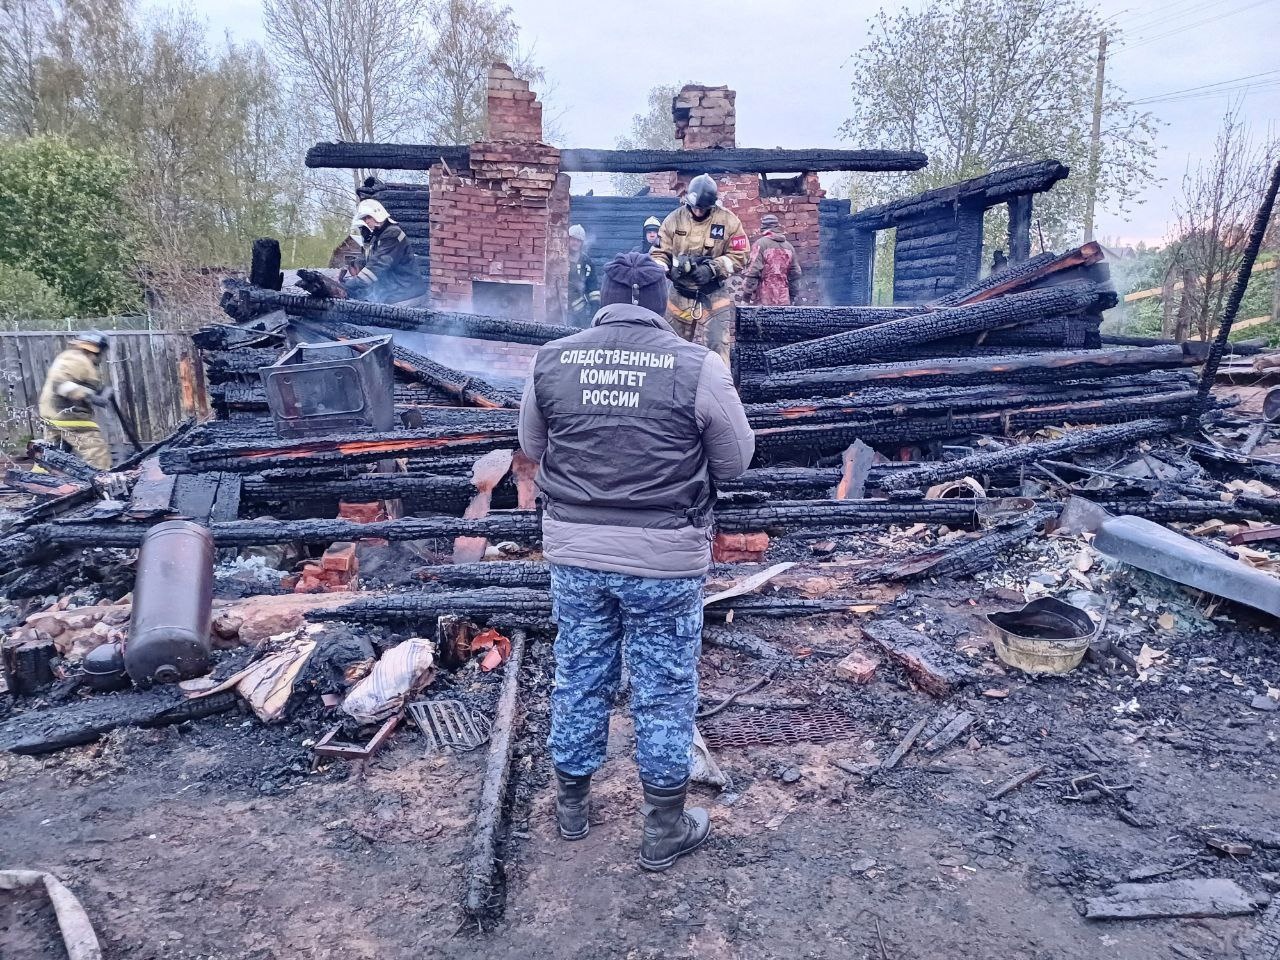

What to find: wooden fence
left=0, top=331, right=208, bottom=452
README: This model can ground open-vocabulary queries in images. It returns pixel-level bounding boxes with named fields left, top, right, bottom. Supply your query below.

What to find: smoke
left=365, top=324, right=534, bottom=390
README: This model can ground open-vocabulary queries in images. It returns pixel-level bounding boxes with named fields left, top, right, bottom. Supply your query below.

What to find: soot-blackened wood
left=33, top=513, right=539, bottom=551
left=202, top=347, right=283, bottom=383
left=313, top=588, right=552, bottom=624
left=242, top=472, right=481, bottom=512
left=1007, top=195, right=1033, bottom=264
left=421, top=561, right=552, bottom=590
left=293, top=318, right=520, bottom=409
left=765, top=281, right=1113, bottom=372
left=241, top=286, right=575, bottom=346
left=736, top=305, right=928, bottom=345
left=306, top=141, right=929, bottom=174
left=935, top=243, right=1105, bottom=306
left=850, top=161, right=1069, bottom=231
left=864, top=515, right=1048, bottom=582
left=744, top=374, right=1193, bottom=429
left=746, top=345, right=1198, bottom=401
left=160, top=427, right=518, bottom=474
left=249, top=238, right=283, bottom=291
left=30, top=444, right=103, bottom=482
left=722, top=467, right=842, bottom=500
left=751, top=390, right=1200, bottom=458
left=864, top=620, right=979, bottom=698
left=306, top=141, right=472, bottom=171
left=716, top=499, right=982, bottom=532
left=880, top=418, right=1180, bottom=494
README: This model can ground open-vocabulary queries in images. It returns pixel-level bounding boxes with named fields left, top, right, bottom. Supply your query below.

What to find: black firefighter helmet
left=684, top=174, right=718, bottom=214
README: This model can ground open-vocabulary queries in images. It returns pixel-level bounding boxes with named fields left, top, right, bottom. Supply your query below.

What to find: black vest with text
left=531, top=305, right=711, bottom=529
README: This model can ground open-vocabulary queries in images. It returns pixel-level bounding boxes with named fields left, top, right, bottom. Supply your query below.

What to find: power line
left=1114, top=0, right=1272, bottom=52
left=1113, top=0, right=1223, bottom=35
left=1130, top=69, right=1280, bottom=105
left=1137, top=80, right=1280, bottom=106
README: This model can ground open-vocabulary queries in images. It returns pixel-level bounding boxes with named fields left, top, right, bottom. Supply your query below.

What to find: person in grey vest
left=518, top=251, right=754, bottom=872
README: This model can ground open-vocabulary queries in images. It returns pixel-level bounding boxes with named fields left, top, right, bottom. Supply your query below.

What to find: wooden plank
left=882, top=716, right=928, bottom=770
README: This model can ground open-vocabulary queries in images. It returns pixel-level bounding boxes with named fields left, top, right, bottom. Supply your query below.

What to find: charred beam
left=305, top=141, right=928, bottom=174
left=751, top=390, right=1200, bottom=457
left=849, top=161, right=1069, bottom=230
left=736, top=305, right=928, bottom=345
left=747, top=345, right=1199, bottom=401
left=880, top=419, right=1180, bottom=494
left=765, top=282, right=1116, bottom=372
left=240, top=286, right=575, bottom=346
left=716, top=499, right=983, bottom=532
left=934, top=242, right=1104, bottom=306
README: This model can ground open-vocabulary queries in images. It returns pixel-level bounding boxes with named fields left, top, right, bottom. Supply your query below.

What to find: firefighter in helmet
left=649, top=174, right=749, bottom=366
left=341, top=199, right=427, bottom=303
left=566, top=224, right=600, bottom=327
left=38, top=330, right=113, bottom=470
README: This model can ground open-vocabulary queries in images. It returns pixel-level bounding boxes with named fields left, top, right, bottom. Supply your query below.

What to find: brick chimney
left=428, top=63, right=569, bottom=320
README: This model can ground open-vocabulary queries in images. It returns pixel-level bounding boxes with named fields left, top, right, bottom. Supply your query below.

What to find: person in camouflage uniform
left=649, top=174, right=750, bottom=366
left=519, top=251, right=754, bottom=872
left=38, top=331, right=113, bottom=470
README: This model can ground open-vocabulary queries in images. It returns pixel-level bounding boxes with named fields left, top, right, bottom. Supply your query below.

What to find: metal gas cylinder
left=125, top=520, right=214, bottom=686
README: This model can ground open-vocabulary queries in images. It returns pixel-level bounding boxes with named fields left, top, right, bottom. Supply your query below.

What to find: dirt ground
left=3, top=569, right=1279, bottom=960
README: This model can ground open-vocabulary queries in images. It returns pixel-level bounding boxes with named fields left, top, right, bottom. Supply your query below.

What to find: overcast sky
left=204, top=0, right=1279, bottom=246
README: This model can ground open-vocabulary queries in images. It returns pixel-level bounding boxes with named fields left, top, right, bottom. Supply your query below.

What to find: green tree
left=841, top=0, right=1158, bottom=247
left=0, top=137, right=138, bottom=314
left=612, top=83, right=690, bottom=195
left=0, top=263, right=72, bottom=328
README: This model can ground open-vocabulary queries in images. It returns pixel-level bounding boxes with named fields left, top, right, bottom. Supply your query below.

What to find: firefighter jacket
left=742, top=231, right=802, bottom=305
left=567, top=255, right=600, bottom=327
left=352, top=220, right=425, bottom=302
left=39, top=347, right=103, bottom=425
left=650, top=204, right=750, bottom=286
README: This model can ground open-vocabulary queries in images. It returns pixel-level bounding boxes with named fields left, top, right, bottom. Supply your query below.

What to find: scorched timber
left=737, top=305, right=927, bottom=345
left=746, top=346, right=1200, bottom=402
left=240, top=287, right=575, bottom=346
left=159, top=427, right=518, bottom=474
left=293, top=318, right=519, bottom=409
left=764, top=282, right=1117, bottom=372
left=305, top=140, right=929, bottom=174
left=880, top=418, right=1181, bottom=494
left=743, top=374, right=1194, bottom=429
left=716, top=499, right=984, bottom=532
left=751, top=390, right=1201, bottom=458
left=26, top=514, right=539, bottom=551
left=241, top=473, right=497, bottom=513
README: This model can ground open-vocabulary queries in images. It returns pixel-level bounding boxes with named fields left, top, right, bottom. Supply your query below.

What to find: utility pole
left=1083, top=29, right=1108, bottom=242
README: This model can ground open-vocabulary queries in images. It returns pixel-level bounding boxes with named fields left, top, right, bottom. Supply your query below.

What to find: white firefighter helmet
left=355, top=199, right=391, bottom=224
left=568, top=224, right=587, bottom=242
left=643, top=216, right=661, bottom=230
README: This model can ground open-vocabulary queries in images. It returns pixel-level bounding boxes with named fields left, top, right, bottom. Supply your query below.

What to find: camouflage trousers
left=666, top=285, right=735, bottom=367
left=548, top=563, right=704, bottom=788
left=42, top=422, right=111, bottom=470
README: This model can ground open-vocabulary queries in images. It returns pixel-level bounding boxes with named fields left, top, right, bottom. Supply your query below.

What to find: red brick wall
left=427, top=63, right=564, bottom=319
left=673, top=85, right=736, bottom=150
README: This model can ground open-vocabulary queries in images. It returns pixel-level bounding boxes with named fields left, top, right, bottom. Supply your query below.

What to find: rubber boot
left=555, top=769, right=591, bottom=840
left=639, top=779, right=710, bottom=872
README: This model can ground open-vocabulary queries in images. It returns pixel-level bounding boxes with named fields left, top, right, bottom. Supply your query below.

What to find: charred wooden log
left=4, top=469, right=88, bottom=497
left=765, top=282, right=1117, bottom=372
left=744, top=374, right=1195, bottom=429
left=160, top=426, right=518, bottom=474
left=861, top=515, right=1047, bottom=582
left=25, top=513, right=539, bottom=552
left=849, top=161, right=1069, bottom=231
left=29, top=443, right=103, bottom=483
left=716, top=499, right=983, bottom=532
left=293, top=317, right=520, bottom=409
left=202, top=347, right=283, bottom=384
left=420, top=561, right=551, bottom=590
left=249, top=238, right=283, bottom=291
left=305, top=141, right=928, bottom=175
left=934, top=242, right=1104, bottom=306
left=241, top=472, right=489, bottom=513
left=240, top=286, right=575, bottom=346
left=736, top=305, right=927, bottom=345
left=752, top=390, right=1201, bottom=458
left=746, top=345, right=1199, bottom=402
left=880, top=419, right=1181, bottom=494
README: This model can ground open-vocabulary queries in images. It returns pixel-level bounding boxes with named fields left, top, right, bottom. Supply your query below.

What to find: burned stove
left=260, top=335, right=395, bottom=438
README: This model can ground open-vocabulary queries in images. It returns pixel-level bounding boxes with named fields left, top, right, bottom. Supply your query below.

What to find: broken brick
left=713, top=532, right=770, bottom=564
left=836, top=650, right=879, bottom=685
left=321, top=542, right=358, bottom=574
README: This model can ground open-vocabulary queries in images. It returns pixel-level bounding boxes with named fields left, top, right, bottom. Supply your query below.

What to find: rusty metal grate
left=407, top=699, right=491, bottom=753
left=701, top=708, right=861, bottom=749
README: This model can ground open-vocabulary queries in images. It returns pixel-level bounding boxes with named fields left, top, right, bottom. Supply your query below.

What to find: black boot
left=639, top=779, right=710, bottom=872
left=555, top=769, right=591, bottom=840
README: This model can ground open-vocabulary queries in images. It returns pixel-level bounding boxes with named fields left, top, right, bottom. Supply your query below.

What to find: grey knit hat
left=599, top=252, right=668, bottom=316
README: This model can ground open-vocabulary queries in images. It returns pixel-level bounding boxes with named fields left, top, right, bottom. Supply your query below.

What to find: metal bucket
left=983, top=597, right=1098, bottom=675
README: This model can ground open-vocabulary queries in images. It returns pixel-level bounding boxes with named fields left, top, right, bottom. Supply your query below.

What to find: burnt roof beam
left=306, top=141, right=927, bottom=174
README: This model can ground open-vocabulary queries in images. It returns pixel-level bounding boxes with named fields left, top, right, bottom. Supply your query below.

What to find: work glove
left=90, top=387, right=112, bottom=408
left=691, top=261, right=718, bottom=288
